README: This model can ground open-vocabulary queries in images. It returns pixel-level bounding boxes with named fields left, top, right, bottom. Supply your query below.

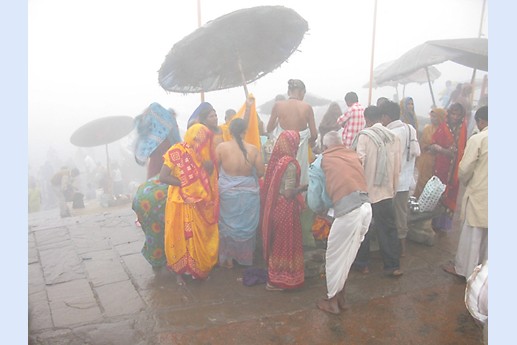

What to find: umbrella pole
left=367, top=0, right=378, bottom=106
left=425, top=67, right=436, bottom=107
left=197, top=0, right=205, bottom=102
left=236, top=53, right=249, bottom=98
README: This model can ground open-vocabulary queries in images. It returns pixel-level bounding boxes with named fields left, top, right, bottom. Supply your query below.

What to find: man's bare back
left=267, top=99, right=317, bottom=144
left=216, top=140, right=265, bottom=177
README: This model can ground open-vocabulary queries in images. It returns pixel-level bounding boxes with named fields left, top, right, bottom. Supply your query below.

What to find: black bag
left=72, top=192, right=85, bottom=209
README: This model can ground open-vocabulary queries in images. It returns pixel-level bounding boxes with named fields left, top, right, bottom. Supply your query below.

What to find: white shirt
left=386, top=120, right=420, bottom=192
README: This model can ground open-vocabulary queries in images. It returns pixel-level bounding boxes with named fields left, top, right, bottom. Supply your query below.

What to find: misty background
left=28, top=0, right=488, bottom=189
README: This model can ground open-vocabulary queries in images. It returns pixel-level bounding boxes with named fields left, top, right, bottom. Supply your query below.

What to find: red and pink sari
left=432, top=117, right=468, bottom=212
left=261, top=130, right=305, bottom=289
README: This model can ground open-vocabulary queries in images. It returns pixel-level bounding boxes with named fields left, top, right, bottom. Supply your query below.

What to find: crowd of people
left=127, top=78, right=487, bottom=322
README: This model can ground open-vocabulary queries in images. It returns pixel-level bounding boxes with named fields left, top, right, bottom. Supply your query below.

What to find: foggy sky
left=28, top=0, right=488, bottom=173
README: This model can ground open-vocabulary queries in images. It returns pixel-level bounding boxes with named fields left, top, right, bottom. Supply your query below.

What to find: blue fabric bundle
left=133, top=102, right=181, bottom=165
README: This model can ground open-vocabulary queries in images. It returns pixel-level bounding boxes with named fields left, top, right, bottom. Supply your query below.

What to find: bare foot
left=317, top=297, right=341, bottom=315
left=219, top=259, right=234, bottom=269
left=176, top=275, right=186, bottom=286
left=337, top=292, right=348, bottom=311
left=442, top=262, right=463, bottom=278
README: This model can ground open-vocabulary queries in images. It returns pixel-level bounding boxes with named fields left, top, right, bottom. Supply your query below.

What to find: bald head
left=322, top=131, right=343, bottom=149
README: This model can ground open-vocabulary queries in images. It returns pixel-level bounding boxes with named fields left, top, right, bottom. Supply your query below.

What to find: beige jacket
left=355, top=123, right=401, bottom=204
left=459, top=126, right=488, bottom=228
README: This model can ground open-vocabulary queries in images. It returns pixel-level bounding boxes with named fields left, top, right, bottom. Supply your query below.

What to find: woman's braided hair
left=229, top=118, right=249, bottom=165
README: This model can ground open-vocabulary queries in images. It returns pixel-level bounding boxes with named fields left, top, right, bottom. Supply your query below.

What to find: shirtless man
left=266, top=79, right=317, bottom=186
left=216, top=118, right=265, bottom=268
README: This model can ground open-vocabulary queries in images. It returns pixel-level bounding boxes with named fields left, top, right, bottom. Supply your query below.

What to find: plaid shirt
left=337, top=102, right=366, bottom=148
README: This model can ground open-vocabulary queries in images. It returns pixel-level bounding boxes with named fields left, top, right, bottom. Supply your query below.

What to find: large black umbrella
left=70, top=116, right=134, bottom=194
left=375, top=38, right=488, bottom=105
left=158, top=6, right=308, bottom=95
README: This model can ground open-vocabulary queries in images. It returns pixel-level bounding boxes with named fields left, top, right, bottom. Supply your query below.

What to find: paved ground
left=28, top=201, right=484, bottom=345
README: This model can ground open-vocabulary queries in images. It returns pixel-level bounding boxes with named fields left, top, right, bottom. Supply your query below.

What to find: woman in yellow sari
left=159, top=123, right=219, bottom=284
left=414, top=108, right=447, bottom=198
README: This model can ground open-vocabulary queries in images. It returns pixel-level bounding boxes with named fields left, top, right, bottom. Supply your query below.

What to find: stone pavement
left=28, top=203, right=484, bottom=345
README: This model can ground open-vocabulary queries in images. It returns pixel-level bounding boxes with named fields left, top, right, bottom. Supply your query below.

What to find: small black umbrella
left=70, top=116, right=134, bottom=194
left=158, top=6, right=308, bottom=95
left=374, top=38, right=488, bottom=106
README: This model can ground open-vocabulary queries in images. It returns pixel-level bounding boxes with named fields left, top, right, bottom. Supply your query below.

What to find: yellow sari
left=162, top=124, right=219, bottom=279
left=220, top=94, right=261, bottom=150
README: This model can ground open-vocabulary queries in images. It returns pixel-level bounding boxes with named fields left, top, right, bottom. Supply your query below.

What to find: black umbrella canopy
left=363, top=61, right=441, bottom=88
left=158, top=6, right=309, bottom=93
left=70, top=116, right=134, bottom=147
left=375, top=38, right=488, bottom=85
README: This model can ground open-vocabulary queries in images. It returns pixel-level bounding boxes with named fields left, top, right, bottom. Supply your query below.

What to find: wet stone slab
left=29, top=329, right=80, bottom=345
left=105, top=225, right=143, bottom=246
left=39, top=243, right=85, bottom=285
left=33, top=227, right=70, bottom=251
left=120, top=253, right=157, bottom=290
left=95, top=280, right=146, bottom=317
left=71, top=318, right=152, bottom=345
left=69, top=225, right=112, bottom=254
left=28, top=262, right=46, bottom=295
left=82, top=249, right=129, bottom=287
left=46, top=279, right=102, bottom=327
left=28, top=232, right=39, bottom=264
left=115, top=239, right=143, bottom=257
left=29, top=290, right=53, bottom=331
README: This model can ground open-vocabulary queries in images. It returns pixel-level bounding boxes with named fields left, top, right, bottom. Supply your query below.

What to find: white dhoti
left=325, top=203, right=372, bottom=299
left=454, top=222, right=488, bottom=278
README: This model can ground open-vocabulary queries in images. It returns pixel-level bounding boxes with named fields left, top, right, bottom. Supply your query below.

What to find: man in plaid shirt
left=337, top=92, right=365, bottom=148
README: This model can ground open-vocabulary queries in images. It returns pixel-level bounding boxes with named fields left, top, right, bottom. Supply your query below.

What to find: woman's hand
left=429, top=144, right=455, bottom=158
left=202, top=160, right=214, bottom=175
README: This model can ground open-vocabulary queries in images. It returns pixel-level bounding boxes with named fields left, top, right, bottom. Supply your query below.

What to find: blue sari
left=218, top=167, right=260, bottom=266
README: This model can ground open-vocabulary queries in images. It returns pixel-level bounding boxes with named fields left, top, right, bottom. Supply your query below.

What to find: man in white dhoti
left=443, top=106, right=488, bottom=278
left=312, top=131, right=372, bottom=314
left=266, top=79, right=318, bottom=186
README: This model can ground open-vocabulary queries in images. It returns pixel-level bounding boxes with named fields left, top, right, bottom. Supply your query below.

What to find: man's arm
left=266, top=103, right=279, bottom=133
left=307, top=106, right=318, bottom=145
left=458, top=136, right=479, bottom=185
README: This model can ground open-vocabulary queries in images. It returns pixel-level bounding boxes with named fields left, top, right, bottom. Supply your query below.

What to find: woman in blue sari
left=215, top=118, right=265, bottom=268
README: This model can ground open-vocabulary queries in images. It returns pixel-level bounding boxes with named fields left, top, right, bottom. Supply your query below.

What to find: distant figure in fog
left=28, top=177, right=42, bottom=213
left=318, top=102, right=342, bottom=148
left=400, top=97, right=419, bottom=133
